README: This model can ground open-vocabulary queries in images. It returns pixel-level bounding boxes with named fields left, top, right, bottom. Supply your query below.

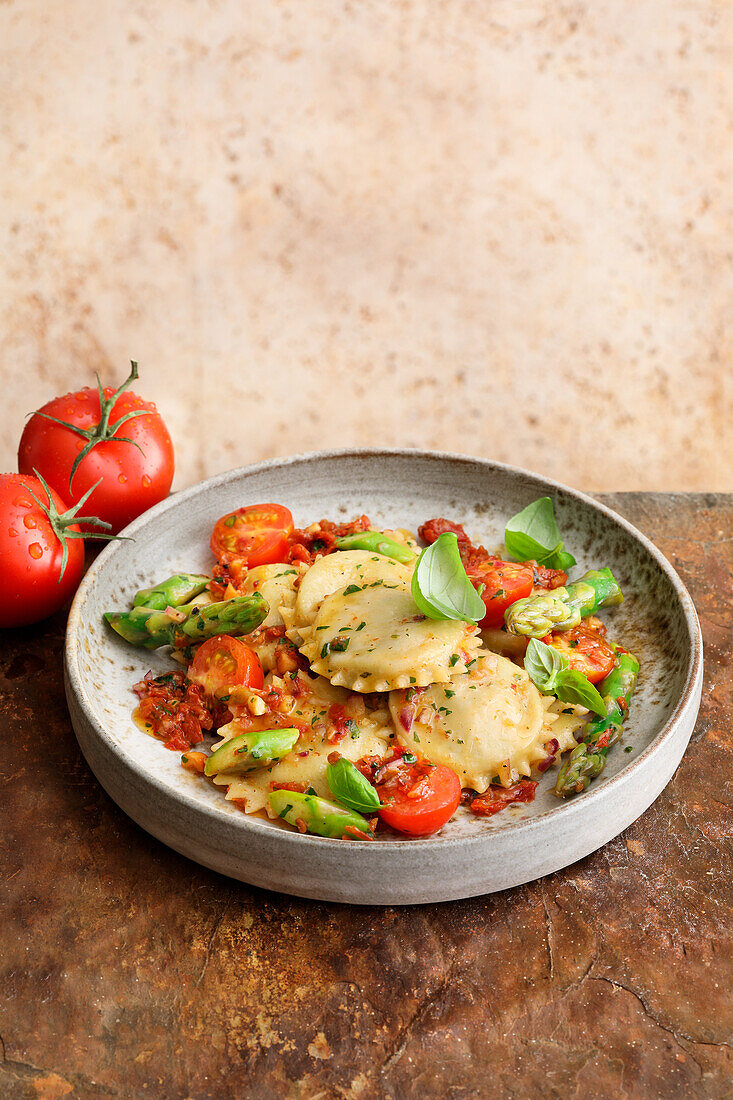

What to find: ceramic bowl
left=64, top=450, right=702, bottom=905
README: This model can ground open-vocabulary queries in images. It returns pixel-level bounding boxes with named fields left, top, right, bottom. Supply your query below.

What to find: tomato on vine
left=18, top=362, right=174, bottom=534
left=0, top=472, right=117, bottom=628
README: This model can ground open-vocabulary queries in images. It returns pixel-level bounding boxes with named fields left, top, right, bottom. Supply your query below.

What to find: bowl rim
left=65, top=447, right=703, bottom=851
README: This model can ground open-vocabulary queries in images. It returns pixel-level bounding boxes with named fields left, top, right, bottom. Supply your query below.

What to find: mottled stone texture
left=0, top=493, right=731, bottom=1100
left=1, top=3, right=732, bottom=492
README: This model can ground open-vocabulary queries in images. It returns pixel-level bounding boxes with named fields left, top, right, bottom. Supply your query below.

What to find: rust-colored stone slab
left=1, top=494, right=731, bottom=1100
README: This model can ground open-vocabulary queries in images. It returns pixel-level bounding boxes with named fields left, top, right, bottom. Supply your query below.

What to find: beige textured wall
left=1, top=1, right=731, bottom=492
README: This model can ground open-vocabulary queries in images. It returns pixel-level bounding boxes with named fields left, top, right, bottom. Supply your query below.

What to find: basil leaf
left=327, top=757, right=382, bottom=813
left=505, top=497, right=576, bottom=571
left=551, top=548, right=577, bottom=572
left=411, top=533, right=486, bottom=623
left=554, top=669, right=607, bottom=715
left=524, top=640, right=606, bottom=714
left=524, top=638, right=568, bottom=692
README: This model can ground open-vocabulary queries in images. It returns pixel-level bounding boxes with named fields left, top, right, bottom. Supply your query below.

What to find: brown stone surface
left=0, top=493, right=731, bottom=1100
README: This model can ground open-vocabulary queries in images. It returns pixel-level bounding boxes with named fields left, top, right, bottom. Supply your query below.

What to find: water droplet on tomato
left=142, top=475, right=151, bottom=488
left=77, top=439, right=85, bottom=451
left=75, top=391, right=88, bottom=400
left=14, top=497, right=32, bottom=508
left=118, top=473, right=127, bottom=484
left=23, top=514, right=37, bottom=529
left=8, top=527, right=18, bottom=538
left=29, top=543, right=43, bottom=559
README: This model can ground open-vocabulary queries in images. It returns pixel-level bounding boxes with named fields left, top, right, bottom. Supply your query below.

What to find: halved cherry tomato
left=211, top=503, right=293, bottom=566
left=188, top=636, right=264, bottom=698
left=466, top=559, right=535, bottom=629
left=375, top=759, right=461, bottom=836
left=542, top=623, right=616, bottom=684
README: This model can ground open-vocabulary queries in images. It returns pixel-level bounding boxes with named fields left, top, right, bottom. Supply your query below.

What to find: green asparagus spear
left=504, top=567, right=623, bottom=637
left=103, top=606, right=165, bottom=647
left=177, top=594, right=268, bottom=643
left=268, top=789, right=375, bottom=839
left=554, top=647, right=639, bottom=798
left=204, top=728, right=300, bottom=777
left=128, top=601, right=215, bottom=646
left=133, top=573, right=210, bottom=610
left=104, top=593, right=268, bottom=649
left=178, top=591, right=214, bottom=613
left=334, top=530, right=415, bottom=564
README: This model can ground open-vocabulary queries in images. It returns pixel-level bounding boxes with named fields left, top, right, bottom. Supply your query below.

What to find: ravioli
left=388, top=650, right=585, bottom=792
left=280, top=550, right=407, bottom=645
left=299, top=580, right=481, bottom=692
left=544, top=700, right=587, bottom=754
left=239, top=562, right=306, bottom=629
left=234, top=562, right=307, bottom=671
left=211, top=672, right=394, bottom=813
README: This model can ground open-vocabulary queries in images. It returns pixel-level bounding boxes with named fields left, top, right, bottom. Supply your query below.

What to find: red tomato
left=542, top=623, right=616, bottom=684
left=18, top=362, right=174, bottom=534
left=466, top=559, right=535, bottom=628
left=0, top=473, right=87, bottom=628
left=188, top=636, right=264, bottom=698
left=210, top=503, right=293, bottom=566
left=376, top=759, right=461, bottom=836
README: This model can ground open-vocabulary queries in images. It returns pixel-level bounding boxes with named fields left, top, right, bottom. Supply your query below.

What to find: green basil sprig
left=326, top=757, right=383, bottom=813
left=505, top=497, right=576, bottom=572
left=411, top=533, right=485, bottom=623
left=524, top=638, right=607, bottom=714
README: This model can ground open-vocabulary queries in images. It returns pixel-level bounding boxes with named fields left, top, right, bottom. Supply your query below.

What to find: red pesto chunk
left=418, top=518, right=471, bottom=544
left=209, top=558, right=249, bottom=599
left=287, top=515, right=372, bottom=565
left=467, top=779, right=538, bottom=816
left=133, top=671, right=230, bottom=752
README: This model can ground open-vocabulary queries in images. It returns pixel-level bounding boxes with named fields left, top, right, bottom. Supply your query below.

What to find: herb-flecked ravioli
left=298, top=578, right=481, bottom=693
left=279, top=550, right=407, bottom=645
left=388, top=651, right=587, bottom=792
left=211, top=672, right=394, bottom=814
left=239, top=562, right=306, bottom=629
left=236, top=562, right=307, bottom=671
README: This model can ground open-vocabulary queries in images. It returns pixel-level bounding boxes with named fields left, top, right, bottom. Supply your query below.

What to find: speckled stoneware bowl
left=64, top=450, right=702, bottom=905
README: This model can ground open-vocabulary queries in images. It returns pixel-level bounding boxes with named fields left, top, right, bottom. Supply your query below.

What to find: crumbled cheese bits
left=388, top=650, right=583, bottom=792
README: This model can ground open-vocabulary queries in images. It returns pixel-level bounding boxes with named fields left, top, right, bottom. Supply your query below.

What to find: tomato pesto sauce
left=133, top=671, right=231, bottom=752
left=119, top=500, right=635, bottom=840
